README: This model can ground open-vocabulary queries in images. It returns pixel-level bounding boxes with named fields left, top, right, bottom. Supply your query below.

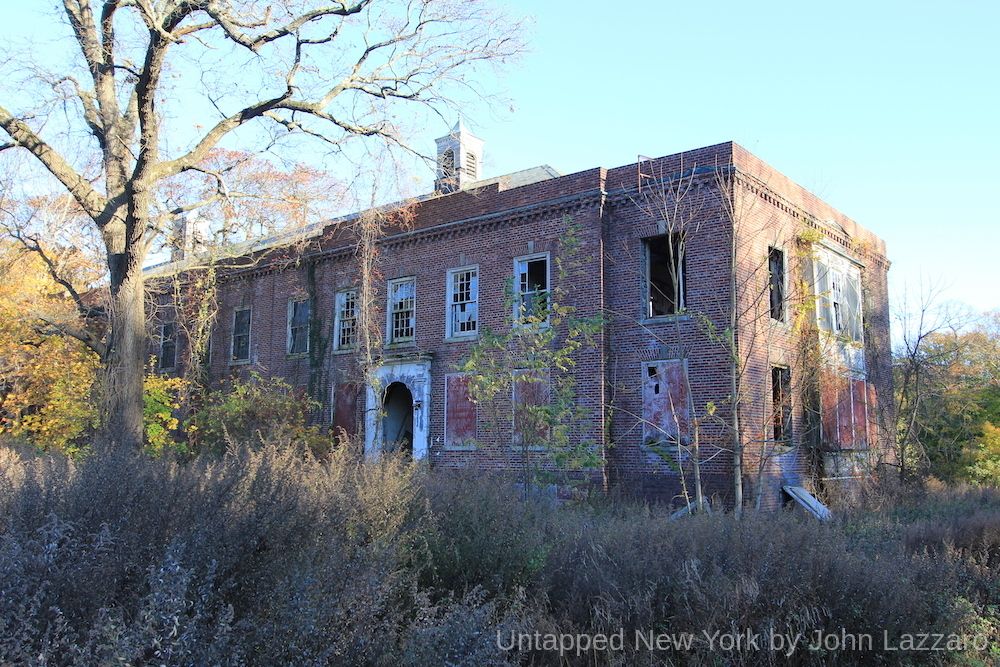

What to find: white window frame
left=230, top=307, right=252, bottom=364
left=287, top=297, right=311, bottom=355
left=513, top=252, right=550, bottom=325
left=445, top=265, right=479, bottom=339
left=386, top=276, right=416, bottom=344
left=333, top=289, right=358, bottom=351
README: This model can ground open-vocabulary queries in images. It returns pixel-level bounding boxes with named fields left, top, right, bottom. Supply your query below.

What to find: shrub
left=186, top=373, right=329, bottom=456
left=1, top=443, right=997, bottom=665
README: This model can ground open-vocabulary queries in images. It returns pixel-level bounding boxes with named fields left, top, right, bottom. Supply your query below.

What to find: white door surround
left=364, top=355, right=432, bottom=460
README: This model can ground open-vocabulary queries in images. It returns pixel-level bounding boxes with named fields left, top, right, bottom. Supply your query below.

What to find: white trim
left=333, top=288, right=358, bottom=351
left=386, top=276, right=416, bottom=344
left=444, top=264, right=479, bottom=339
left=287, top=297, right=311, bottom=355
left=364, top=358, right=431, bottom=460
left=512, top=251, right=551, bottom=325
left=229, top=306, right=252, bottom=364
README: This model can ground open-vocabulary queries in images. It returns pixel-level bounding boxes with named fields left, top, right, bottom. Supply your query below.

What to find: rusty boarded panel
left=642, top=360, right=689, bottom=447
left=851, top=379, right=868, bottom=448
left=866, top=381, right=879, bottom=446
left=445, top=374, right=476, bottom=447
left=837, top=380, right=854, bottom=449
left=333, top=383, right=360, bottom=441
left=820, top=370, right=839, bottom=447
left=513, top=371, right=549, bottom=447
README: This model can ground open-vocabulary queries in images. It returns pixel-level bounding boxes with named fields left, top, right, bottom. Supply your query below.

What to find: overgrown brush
left=0, top=442, right=997, bottom=666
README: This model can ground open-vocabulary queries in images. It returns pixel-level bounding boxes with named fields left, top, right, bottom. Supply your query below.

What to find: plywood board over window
left=444, top=373, right=477, bottom=448
left=332, top=383, right=360, bottom=442
left=513, top=369, right=550, bottom=448
left=642, top=359, right=691, bottom=453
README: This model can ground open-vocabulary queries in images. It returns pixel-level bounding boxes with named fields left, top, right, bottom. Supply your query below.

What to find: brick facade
left=152, top=140, right=892, bottom=510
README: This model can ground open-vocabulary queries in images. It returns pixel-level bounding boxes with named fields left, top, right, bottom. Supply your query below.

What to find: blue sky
left=3, top=1, right=997, bottom=315
left=464, top=1, right=999, bottom=315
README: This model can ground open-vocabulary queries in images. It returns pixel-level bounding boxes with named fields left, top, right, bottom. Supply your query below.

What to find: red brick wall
left=157, top=141, right=891, bottom=510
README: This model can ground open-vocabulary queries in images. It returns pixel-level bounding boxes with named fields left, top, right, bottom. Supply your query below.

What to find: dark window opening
left=231, top=308, right=251, bottom=362
left=158, top=322, right=176, bottom=370
left=771, top=366, right=792, bottom=445
left=516, top=256, right=549, bottom=321
left=769, top=247, right=786, bottom=321
left=645, top=234, right=684, bottom=317
left=440, top=149, right=455, bottom=179
left=288, top=299, right=311, bottom=354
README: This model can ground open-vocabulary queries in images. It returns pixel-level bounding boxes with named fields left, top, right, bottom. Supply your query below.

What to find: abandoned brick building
left=151, top=123, right=892, bottom=509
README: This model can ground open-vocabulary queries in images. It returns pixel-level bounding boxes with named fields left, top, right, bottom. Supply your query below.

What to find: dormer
left=434, top=119, right=484, bottom=193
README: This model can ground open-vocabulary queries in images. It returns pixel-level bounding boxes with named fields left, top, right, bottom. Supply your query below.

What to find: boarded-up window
left=821, top=371, right=871, bottom=450
left=513, top=369, right=549, bottom=448
left=851, top=378, right=869, bottom=448
left=866, top=382, right=879, bottom=446
left=445, top=374, right=477, bottom=447
left=643, top=360, right=690, bottom=452
left=332, top=383, right=360, bottom=442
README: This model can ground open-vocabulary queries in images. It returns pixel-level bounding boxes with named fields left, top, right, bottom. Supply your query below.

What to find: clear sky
left=462, top=0, right=1000, bottom=315
left=2, top=1, right=997, bottom=315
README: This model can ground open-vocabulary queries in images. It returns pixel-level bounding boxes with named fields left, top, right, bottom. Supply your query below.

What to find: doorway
left=382, top=381, right=414, bottom=456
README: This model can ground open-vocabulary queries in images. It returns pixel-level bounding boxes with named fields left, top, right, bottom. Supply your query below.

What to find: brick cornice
left=218, top=188, right=606, bottom=284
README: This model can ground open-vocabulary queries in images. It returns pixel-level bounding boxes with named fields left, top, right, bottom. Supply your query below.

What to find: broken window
left=642, top=360, right=690, bottom=454
left=644, top=234, right=685, bottom=317
left=514, top=254, right=549, bottom=323
left=440, top=149, right=455, bottom=180
left=768, top=247, right=786, bottom=321
left=231, top=307, right=251, bottom=362
left=388, top=277, right=415, bottom=343
left=815, top=258, right=863, bottom=343
left=447, top=267, right=478, bottom=337
left=288, top=298, right=311, bottom=355
left=158, top=321, right=176, bottom=370
left=843, top=273, right=863, bottom=342
left=771, top=366, right=792, bottom=445
left=334, top=289, right=357, bottom=350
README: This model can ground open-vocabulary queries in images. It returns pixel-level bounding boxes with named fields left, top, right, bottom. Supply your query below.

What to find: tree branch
left=0, top=105, right=107, bottom=220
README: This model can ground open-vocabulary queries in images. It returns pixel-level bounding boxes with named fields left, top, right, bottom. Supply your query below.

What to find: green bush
left=186, top=373, right=330, bottom=456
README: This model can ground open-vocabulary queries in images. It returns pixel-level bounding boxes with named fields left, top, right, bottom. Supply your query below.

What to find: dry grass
left=1, top=442, right=998, bottom=666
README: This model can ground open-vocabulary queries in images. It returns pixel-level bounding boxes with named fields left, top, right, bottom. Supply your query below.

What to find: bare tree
left=0, top=0, right=522, bottom=449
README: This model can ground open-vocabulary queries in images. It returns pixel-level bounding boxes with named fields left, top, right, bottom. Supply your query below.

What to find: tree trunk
left=101, top=243, right=146, bottom=450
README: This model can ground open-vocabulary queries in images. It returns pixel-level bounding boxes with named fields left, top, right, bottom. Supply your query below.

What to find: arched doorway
left=382, top=382, right=414, bottom=456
